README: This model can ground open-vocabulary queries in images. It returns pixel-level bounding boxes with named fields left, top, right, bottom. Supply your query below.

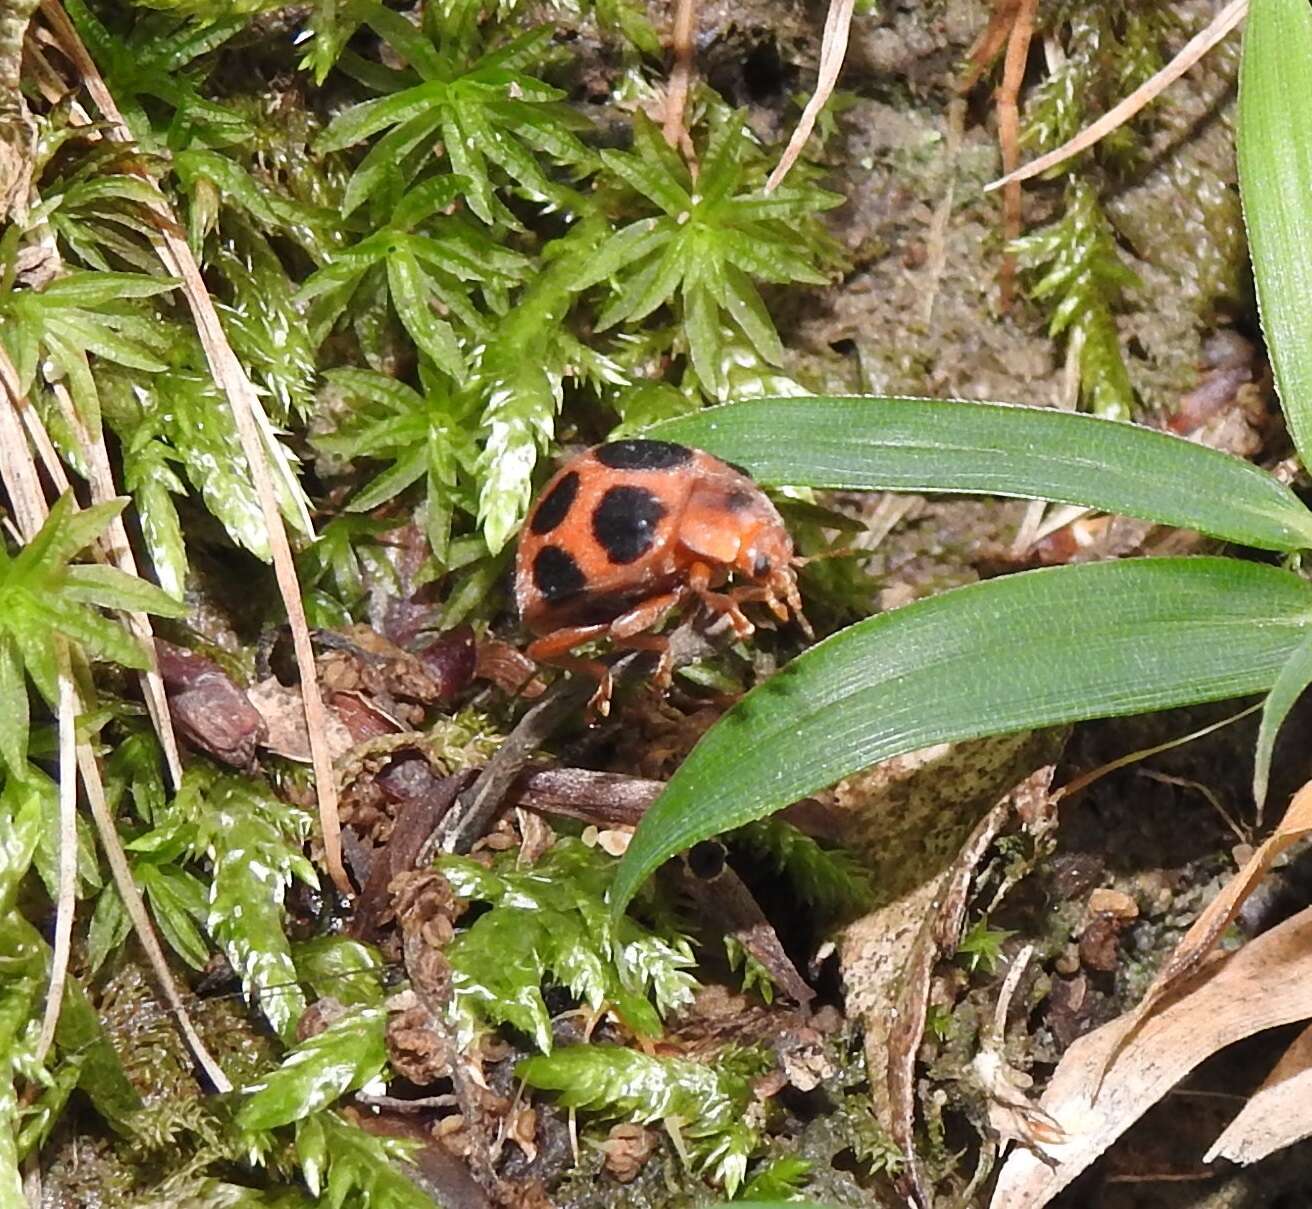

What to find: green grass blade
left=1253, top=634, right=1312, bottom=813
left=1239, top=0, right=1312, bottom=471
left=611, top=558, right=1312, bottom=916
left=646, top=396, right=1312, bottom=552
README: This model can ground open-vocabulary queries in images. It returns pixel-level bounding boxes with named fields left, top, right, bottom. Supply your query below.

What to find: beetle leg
left=687, top=562, right=754, bottom=639
left=612, top=633, right=673, bottom=688
left=728, top=577, right=812, bottom=637
left=747, top=569, right=814, bottom=638
left=527, top=626, right=614, bottom=717
left=609, top=590, right=684, bottom=639
left=781, top=588, right=802, bottom=640
left=728, top=583, right=792, bottom=625
left=781, top=572, right=814, bottom=639
left=609, top=590, right=684, bottom=688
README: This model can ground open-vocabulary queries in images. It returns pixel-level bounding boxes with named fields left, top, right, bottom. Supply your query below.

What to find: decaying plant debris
left=7, top=0, right=1312, bottom=1206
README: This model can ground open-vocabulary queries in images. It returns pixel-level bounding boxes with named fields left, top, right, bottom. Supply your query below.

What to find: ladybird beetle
left=514, top=438, right=811, bottom=715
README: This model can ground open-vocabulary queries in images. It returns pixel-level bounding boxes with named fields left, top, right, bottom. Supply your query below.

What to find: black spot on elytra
left=592, top=485, right=667, bottom=564
left=595, top=439, right=692, bottom=471
left=726, top=487, right=755, bottom=511
left=529, top=470, right=580, bottom=535
left=533, top=545, right=586, bottom=603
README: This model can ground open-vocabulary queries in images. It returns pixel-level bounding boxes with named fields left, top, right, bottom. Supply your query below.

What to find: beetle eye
left=753, top=553, right=771, bottom=577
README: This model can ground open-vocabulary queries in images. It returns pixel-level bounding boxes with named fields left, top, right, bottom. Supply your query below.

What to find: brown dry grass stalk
left=35, top=649, right=78, bottom=1062
left=986, top=0, right=1249, bottom=191
left=662, top=0, right=696, bottom=152
left=38, top=0, right=350, bottom=896
left=0, top=379, right=78, bottom=1066
left=995, top=0, right=1038, bottom=309
left=5, top=49, right=183, bottom=785
left=0, top=344, right=231, bottom=1088
left=76, top=738, right=233, bottom=1090
left=50, top=379, right=185, bottom=789
left=766, top=0, right=856, bottom=192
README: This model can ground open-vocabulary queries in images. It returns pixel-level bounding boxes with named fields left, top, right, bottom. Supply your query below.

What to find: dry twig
left=0, top=355, right=81, bottom=1071
left=765, top=0, right=856, bottom=192
left=959, top=0, right=1022, bottom=93
left=77, top=736, right=233, bottom=1090
left=985, top=0, right=1249, bottom=192
left=0, top=357, right=80, bottom=1065
left=427, top=663, right=615, bottom=859
left=661, top=0, right=697, bottom=154
left=994, top=0, right=1038, bottom=309
left=674, top=859, right=814, bottom=1004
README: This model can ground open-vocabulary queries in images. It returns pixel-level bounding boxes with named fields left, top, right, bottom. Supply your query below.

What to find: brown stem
left=996, top=0, right=1037, bottom=311
left=39, top=0, right=351, bottom=896
left=662, top=0, right=696, bottom=153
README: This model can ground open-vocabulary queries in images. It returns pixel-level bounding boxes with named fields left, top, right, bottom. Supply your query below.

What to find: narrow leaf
left=387, top=251, right=464, bottom=377
left=646, top=396, right=1312, bottom=553
left=572, top=217, right=670, bottom=292
left=291, top=938, right=386, bottom=1007
left=599, top=144, right=692, bottom=217
left=237, top=1006, right=387, bottom=1130
left=37, top=271, right=177, bottom=306
left=86, top=884, right=130, bottom=977
left=31, top=596, right=149, bottom=672
left=359, top=0, right=445, bottom=77
left=137, top=863, right=210, bottom=971
left=1254, top=635, right=1312, bottom=813
left=612, top=558, right=1312, bottom=914
left=315, top=81, right=446, bottom=152
left=14, top=495, right=124, bottom=574
left=326, top=367, right=425, bottom=412
left=174, top=149, right=281, bottom=229
left=342, top=110, right=445, bottom=216
left=60, top=565, right=187, bottom=618
left=1238, top=0, right=1312, bottom=470
left=391, top=174, right=469, bottom=229
left=684, top=282, right=722, bottom=398
left=296, top=1112, right=430, bottom=1207
left=56, top=978, right=143, bottom=1132
left=347, top=445, right=428, bottom=512
left=132, top=476, right=187, bottom=601
left=0, top=642, right=28, bottom=777
left=712, top=265, right=783, bottom=365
